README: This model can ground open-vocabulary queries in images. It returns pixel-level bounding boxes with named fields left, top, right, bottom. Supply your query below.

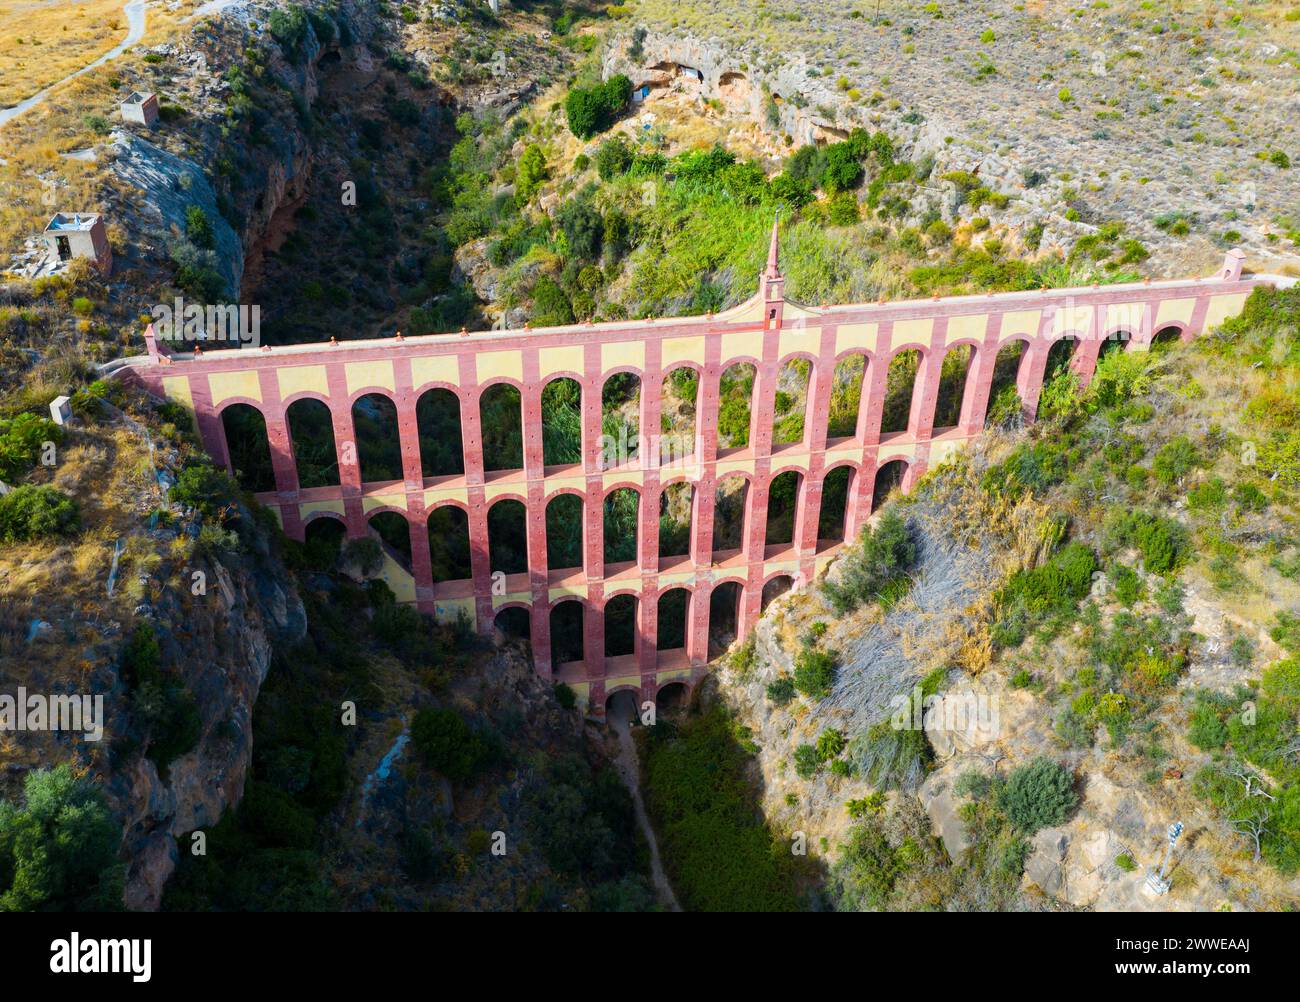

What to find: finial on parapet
left=764, top=212, right=781, bottom=280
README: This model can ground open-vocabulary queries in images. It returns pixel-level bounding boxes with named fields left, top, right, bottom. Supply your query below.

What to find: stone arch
left=773, top=354, right=813, bottom=447
left=286, top=397, right=339, bottom=488
left=986, top=337, right=1029, bottom=427
left=880, top=347, right=925, bottom=436
left=817, top=463, right=856, bottom=547
left=427, top=503, right=472, bottom=583
left=761, top=574, right=794, bottom=612
left=479, top=382, right=523, bottom=472
left=541, top=376, right=583, bottom=467
left=655, top=681, right=689, bottom=716
left=605, top=687, right=639, bottom=722
left=416, top=387, right=464, bottom=478
left=601, top=371, right=641, bottom=470
left=302, top=512, right=345, bottom=570
left=657, top=587, right=690, bottom=651
left=603, top=486, right=640, bottom=567
left=873, top=459, right=908, bottom=513
left=765, top=469, right=804, bottom=548
left=351, top=392, right=403, bottom=484
left=658, top=480, right=694, bottom=560
left=933, top=342, right=979, bottom=431
left=368, top=510, right=413, bottom=574
left=1099, top=327, right=1130, bottom=359
left=660, top=365, right=699, bottom=469
left=550, top=599, right=584, bottom=665
left=494, top=605, right=532, bottom=645
left=604, top=593, right=638, bottom=658
left=545, top=492, right=584, bottom=571
left=1151, top=323, right=1187, bottom=350
left=827, top=351, right=869, bottom=440
left=219, top=402, right=275, bottom=493
left=1044, top=334, right=1081, bottom=380
left=487, top=497, right=528, bottom=575
left=712, top=473, right=750, bottom=557
left=717, top=360, right=757, bottom=450
left=707, top=580, right=743, bottom=659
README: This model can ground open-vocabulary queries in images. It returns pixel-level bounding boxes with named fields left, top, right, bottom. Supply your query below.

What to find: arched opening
left=1098, top=330, right=1129, bottom=360
left=708, top=582, right=741, bottom=659
left=827, top=353, right=867, bottom=439
left=872, top=460, right=908, bottom=513
left=712, top=475, right=749, bottom=557
left=933, top=344, right=975, bottom=430
left=717, top=361, right=756, bottom=449
left=545, top=493, right=584, bottom=571
left=368, top=511, right=413, bottom=574
left=542, top=377, right=583, bottom=467
left=494, top=606, right=531, bottom=645
left=657, top=587, right=689, bottom=651
left=658, top=482, right=694, bottom=560
left=427, top=505, right=472, bottom=583
left=773, top=357, right=811, bottom=446
left=220, top=404, right=275, bottom=493
left=416, top=388, right=464, bottom=478
left=605, top=688, right=638, bottom=723
left=604, top=594, right=638, bottom=658
left=479, top=384, right=523, bottom=472
left=603, top=487, right=639, bottom=566
left=1151, top=326, right=1183, bottom=351
left=761, top=575, right=794, bottom=612
left=660, top=366, right=698, bottom=468
left=656, top=682, right=688, bottom=717
left=352, top=393, right=403, bottom=483
left=1044, top=336, right=1080, bottom=381
left=287, top=398, right=339, bottom=488
left=880, top=349, right=923, bottom=436
left=985, top=339, right=1028, bottom=428
left=601, top=373, right=640, bottom=470
left=550, top=599, right=584, bottom=665
left=764, top=470, right=803, bottom=549
left=302, top=516, right=345, bottom=572
left=817, top=466, right=854, bottom=546
left=487, top=498, right=528, bottom=575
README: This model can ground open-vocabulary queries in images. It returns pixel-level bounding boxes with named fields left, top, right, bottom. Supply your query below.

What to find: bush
left=564, top=74, right=631, bottom=139
left=1108, top=511, right=1189, bottom=574
left=793, top=744, right=820, bottom=778
left=765, top=676, right=796, bottom=705
left=1188, top=701, right=1229, bottom=750
left=0, top=764, right=124, bottom=911
left=514, top=145, right=547, bottom=203
left=821, top=510, right=916, bottom=614
left=169, top=464, right=238, bottom=515
left=792, top=647, right=837, bottom=700
left=0, top=485, right=79, bottom=541
left=411, top=708, right=497, bottom=782
left=998, top=758, right=1078, bottom=833
left=594, top=135, right=633, bottom=180
left=1152, top=435, right=1198, bottom=485
left=0, top=412, right=63, bottom=482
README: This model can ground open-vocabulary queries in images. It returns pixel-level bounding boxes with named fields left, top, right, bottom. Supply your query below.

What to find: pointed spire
left=764, top=212, right=781, bottom=279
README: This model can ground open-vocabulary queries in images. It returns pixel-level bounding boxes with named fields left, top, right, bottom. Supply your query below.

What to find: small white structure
left=49, top=395, right=72, bottom=427
left=120, top=91, right=159, bottom=127
left=41, top=213, right=112, bottom=275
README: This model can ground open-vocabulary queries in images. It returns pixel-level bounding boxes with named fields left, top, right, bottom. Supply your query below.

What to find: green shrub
left=554, top=682, right=577, bottom=709
left=1152, top=435, right=1199, bottom=485
left=816, top=728, right=847, bottom=760
left=564, top=74, right=632, bottom=139
left=0, top=412, right=63, bottom=482
left=794, top=744, right=820, bottom=778
left=169, top=464, right=239, bottom=515
left=821, top=510, right=916, bottom=614
left=0, top=485, right=79, bottom=541
left=998, top=758, right=1078, bottom=834
left=594, top=134, right=633, bottom=180
left=0, top=764, right=124, bottom=911
left=1107, top=510, right=1190, bottom=575
left=411, top=707, right=498, bottom=782
left=792, top=647, right=837, bottom=700
left=1188, top=700, right=1229, bottom=750
left=766, top=676, right=796, bottom=705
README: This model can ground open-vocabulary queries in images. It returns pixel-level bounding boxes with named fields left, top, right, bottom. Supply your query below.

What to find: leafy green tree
left=822, top=510, right=916, bottom=614
left=594, top=135, right=633, bottom=180
left=999, top=758, right=1078, bottom=834
left=411, top=708, right=498, bottom=782
left=531, top=276, right=574, bottom=326
left=0, top=412, right=62, bottom=482
left=793, top=647, right=837, bottom=699
left=0, top=485, right=79, bottom=541
left=0, top=764, right=123, bottom=911
left=515, top=144, right=547, bottom=204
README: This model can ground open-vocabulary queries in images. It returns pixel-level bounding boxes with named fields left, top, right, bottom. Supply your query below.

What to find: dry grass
left=0, top=0, right=137, bottom=107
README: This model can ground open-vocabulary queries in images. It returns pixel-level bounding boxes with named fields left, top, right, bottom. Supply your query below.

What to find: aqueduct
left=116, top=227, right=1261, bottom=713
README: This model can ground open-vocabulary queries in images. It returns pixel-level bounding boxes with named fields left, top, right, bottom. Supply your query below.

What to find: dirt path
left=0, top=0, right=146, bottom=128
left=608, top=711, right=681, bottom=912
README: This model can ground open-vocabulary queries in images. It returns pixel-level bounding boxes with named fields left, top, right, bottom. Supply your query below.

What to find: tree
left=557, top=198, right=604, bottom=260
left=999, top=758, right=1078, bottom=834
left=0, top=412, right=62, bottom=482
left=594, top=135, right=633, bottom=181
left=515, top=145, right=547, bottom=204
left=565, top=87, right=603, bottom=140
left=0, top=485, right=79, bottom=541
left=0, top=764, right=123, bottom=911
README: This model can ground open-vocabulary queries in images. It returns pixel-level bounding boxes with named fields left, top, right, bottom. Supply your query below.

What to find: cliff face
left=113, top=516, right=306, bottom=910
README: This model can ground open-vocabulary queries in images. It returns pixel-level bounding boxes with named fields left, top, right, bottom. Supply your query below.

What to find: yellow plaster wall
left=834, top=321, right=877, bottom=356
left=410, top=354, right=459, bottom=388
left=1156, top=298, right=1196, bottom=327
left=601, top=340, right=645, bottom=375
left=1204, top=293, right=1248, bottom=330
left=345, top=360, right=395, bottom=395
left=1000, top=310, right=1041, bottom=339
left=538, top=344, right=584, bottom=378
left=208, top=370, right=262, bottom=406
left=277, top=365, right=329, bottom=400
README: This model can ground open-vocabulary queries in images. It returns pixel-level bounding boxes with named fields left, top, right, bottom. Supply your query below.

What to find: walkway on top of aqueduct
left=115, top=225, right=1265, bottom=713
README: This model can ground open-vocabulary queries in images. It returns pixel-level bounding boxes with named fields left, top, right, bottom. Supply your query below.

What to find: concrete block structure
left=119, top=91, right=159, bottom=127
left=41, top=213, right=112, bottom=275
left=115, top=229, right=1265, bottom=715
